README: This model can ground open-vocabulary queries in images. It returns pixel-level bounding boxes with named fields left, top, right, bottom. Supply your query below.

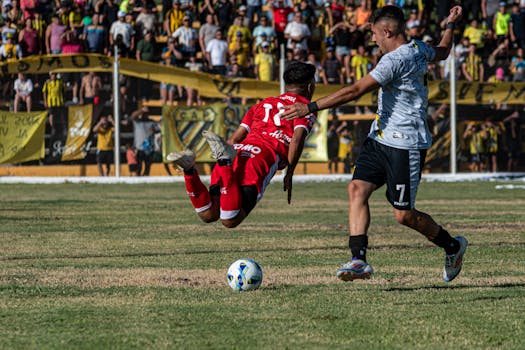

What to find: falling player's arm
left=283, top=127, right=308, bottom=204
left=227, top=125, right=249, bottom=145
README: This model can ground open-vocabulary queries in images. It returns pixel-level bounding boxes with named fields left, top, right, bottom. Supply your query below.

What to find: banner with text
left=62, top=104, right=93, bottom=161
left=2, top=55, right=524, bottom=104
left=0, top=111, right=47, bottom=164
left=162, top=103, right=328, bottom=162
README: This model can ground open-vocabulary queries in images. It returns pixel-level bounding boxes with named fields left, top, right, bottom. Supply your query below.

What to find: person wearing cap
left=493, top=1, right=511, bottom=43
left=237, top=4, right=250, bottom=28
left=109, top=9, right=135, bottom=57
left=172, top=15, right=198, bottom=58
left=0, top=31, right=21, bottom=60
left=254, top=41, right=275, bottom=81
left=163, top=0, right=185, bottom=37
left=284, top=11, right=311, bottom=50
left=252, top=15, right=276, bottom=50
left=229, top=29, right=250, bottom=69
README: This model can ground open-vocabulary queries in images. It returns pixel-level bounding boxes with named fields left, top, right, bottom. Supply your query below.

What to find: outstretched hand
left=282, top=103, right=309, bottom=121
left=283, top=171, right=293, bottom=204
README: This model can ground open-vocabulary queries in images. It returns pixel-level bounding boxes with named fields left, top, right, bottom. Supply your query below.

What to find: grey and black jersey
left=369, top=40, right=435, bottom=150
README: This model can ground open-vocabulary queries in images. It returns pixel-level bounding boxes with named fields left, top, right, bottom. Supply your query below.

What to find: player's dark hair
left=283, top=61, right=316, bottom=85
left=371, top=5, right=405, bottom=26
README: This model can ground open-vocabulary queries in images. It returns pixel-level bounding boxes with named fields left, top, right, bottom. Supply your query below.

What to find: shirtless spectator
left=80, top=72, right=102, bottom=106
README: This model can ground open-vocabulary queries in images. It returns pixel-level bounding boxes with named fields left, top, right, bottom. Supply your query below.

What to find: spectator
left=0, top=32, right=21, bottom=60
left=160, top=40, right=178, bottom=106
left=510, top=47, right=525, bottom=81
left=93, top=115, right=114, bottom=176
left=229, top=30, right=250, bottom=71
left=462, top=43, right=484, bottom=81
left=20, top=0, right=37, bottom=20
left=126, top=143, right=139, bottom=176
left=45, top=14, right=65, bottom=54
left=306, top=52, right=324, bottom=84
left=184, top=54, right=203, bottom=106
left=327, top=119, right=341, bottom=174
left=483, top=118, right=500, bottom=172
left=254, top=41, right=274, bottom=81
left=98, top=0, right=119, bottom=28
left=482, top=0, right=501, bottom=24
left=246, top=0, right=262, bottom=27
left=206, top=29, right=228, bottom=75
left=172, top=15, right=198, bottom=59
left=79, top=71, right=102, bottom=106
left=503, top=109, right=522, bottom=171
left=197, top=0, right=215, bottom=25
left=109, top=10, right=135, bottom=57
left=509, top=3, right=525, bottom=49
left=130, top=105, right=157, bottom=176
left=493, top=2, right=510, bottom=43
left=463, top=19, right=485, bottom=48
left=284, top=11, right=310, bottom=51
left=236, top=4, right=251, bottom=28
left=136, top=30, right=156, bottom=100
left=199, top=13, right=218, bottom=54
left=13, top=73, right=32, bottom=112
left=322, top=46, right=343, bottom=84
left=136, top=3, right=156, bottom=36
left=271, top=0, right=293, bottom=45
left=18, top=17, right=40, bottom=56
left=82, top=14, right=106, bottom=54
left=1, top=17, right=17, bottom=44
left=463, top=123, right=485, bottom=172
left=252, top=15, right=276, bottom=50
left=42, top=71, right=65, bottom=136
left=326, top=0, right=345, bottom=28
left=329, top=21, right=353, bottom=83
left=354, top=0, right=371, bottom=30
left=215, top=0, right=234, bottom=33
left=227, top=16, right=251, bottom=45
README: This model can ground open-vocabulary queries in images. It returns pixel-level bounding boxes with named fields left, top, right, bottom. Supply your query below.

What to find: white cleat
left=443, top=236, right=468, bottom=282
left=202, top=130, right=236, bottom=161
left=336, top=259, right=374, bottom=281
left=167, top=149, right=195, bottom=171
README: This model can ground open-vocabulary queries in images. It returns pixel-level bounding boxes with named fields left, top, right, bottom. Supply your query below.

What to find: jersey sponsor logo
left=279, top=94, right=296, bottom=103
left=233, top=143, right=262, bottom=155
left=268, top=129, right=291, bottom=144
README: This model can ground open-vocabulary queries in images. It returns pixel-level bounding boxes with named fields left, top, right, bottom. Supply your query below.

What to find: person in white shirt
left=13, top=73, right=33, bottom=112
left=172, top=15, right=198, bottom=57
left=206, top=29, right=228, bottom=75
left=283, top=12, right=311, bottom=50
left=109, top=11, right=135, bottom=57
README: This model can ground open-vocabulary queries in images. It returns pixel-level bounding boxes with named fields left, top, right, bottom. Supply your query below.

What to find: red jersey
left=272, top=6, right=293, bottom=33
left=239, top=92, right=316, bottom=163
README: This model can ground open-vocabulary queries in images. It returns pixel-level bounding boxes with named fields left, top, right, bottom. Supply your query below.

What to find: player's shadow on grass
left=383, top=282, right=525, bottom=292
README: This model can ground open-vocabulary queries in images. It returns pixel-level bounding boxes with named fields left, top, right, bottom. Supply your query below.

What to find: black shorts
left=352, top=138, right=427, bottom=210
left=96, top=150, right=113, bottom=165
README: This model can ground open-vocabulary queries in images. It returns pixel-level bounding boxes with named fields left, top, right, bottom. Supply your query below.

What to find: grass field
left=1, top=181, right=524, bottom=349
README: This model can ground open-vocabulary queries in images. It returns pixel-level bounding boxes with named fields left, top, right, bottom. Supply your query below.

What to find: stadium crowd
left=0, top=0, right=524, bottom=173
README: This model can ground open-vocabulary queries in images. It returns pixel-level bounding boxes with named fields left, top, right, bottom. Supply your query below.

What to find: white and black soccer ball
left=227, top=258, right=263, bottom=291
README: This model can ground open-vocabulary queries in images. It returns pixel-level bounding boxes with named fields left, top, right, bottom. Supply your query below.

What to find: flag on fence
left=0, top=111, right=47, bottom=164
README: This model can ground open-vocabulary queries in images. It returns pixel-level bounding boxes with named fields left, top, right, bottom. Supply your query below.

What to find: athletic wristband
left=446, top=22, right=455, bottom=30
left=307, top=102, right=319, bottom=113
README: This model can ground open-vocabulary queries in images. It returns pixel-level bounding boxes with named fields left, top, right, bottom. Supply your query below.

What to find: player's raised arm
left=283, top=127, right=308, bottom=204
left=281, top=74, right=380, bottom=120
left=433, top=5, right=462, bottom=61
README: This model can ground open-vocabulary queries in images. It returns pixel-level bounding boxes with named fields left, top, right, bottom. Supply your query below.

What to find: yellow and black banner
left=2, top=54, right=524, bottom=104
left=0, top=111, right=47, bottom=164
left=62, top=104, right=93, bottom=161
left=162, top=103, right=328, bottom=162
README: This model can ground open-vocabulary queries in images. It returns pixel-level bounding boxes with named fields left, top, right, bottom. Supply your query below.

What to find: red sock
left=215, top=165, right=242, bottom=219
left=184, top=170, right=211, bottom=212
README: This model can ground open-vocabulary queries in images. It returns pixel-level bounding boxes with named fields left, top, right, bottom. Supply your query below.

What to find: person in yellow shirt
left=463, top=123, right=485, bottom=172
left=229, top=32, right=250, bottom=68
left=462, top=19, right=485, bottom=48
left=42, top=71, right=65, bottom=135
left=254, top=41, right=275, bottom=81
left=350, top=44, right=370, bottom=82
left=93, top=115, right=115, bottom=176
left=163, top=0, right=185, bottom=37
left=461, top=44, right=484, bottom=81
left=227, top=17, right=251, bottom=45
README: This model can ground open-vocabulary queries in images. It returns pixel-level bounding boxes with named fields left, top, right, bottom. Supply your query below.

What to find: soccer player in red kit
left=168, top=61, right=317, bottom=228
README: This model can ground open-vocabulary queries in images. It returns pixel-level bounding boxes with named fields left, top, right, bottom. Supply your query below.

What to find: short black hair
left=283, top=61, right=316, bottom=85
left=371, top=5, right=405, bottom=25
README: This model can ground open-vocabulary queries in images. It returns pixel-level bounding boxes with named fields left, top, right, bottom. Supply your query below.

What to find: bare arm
left=282, top=74, right=380, bottom=120
left=433, top=6, right=463, bottom=61
left=227, top=125, right=248, bottom=144
left=283, top=127, right=307, bottom=204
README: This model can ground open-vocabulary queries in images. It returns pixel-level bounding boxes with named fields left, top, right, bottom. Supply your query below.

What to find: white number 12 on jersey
left=263, top=102, right=284, bottom=126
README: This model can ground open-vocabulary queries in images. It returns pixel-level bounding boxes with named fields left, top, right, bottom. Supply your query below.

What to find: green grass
left=0, top=181, right=524, bottom=349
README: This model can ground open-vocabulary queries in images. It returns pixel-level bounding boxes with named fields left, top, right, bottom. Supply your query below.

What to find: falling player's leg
left=167, top=150, right=219, bottom=223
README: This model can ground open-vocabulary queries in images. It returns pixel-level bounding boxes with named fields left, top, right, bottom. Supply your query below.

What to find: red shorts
left=210, top=142, right=280, bottom=198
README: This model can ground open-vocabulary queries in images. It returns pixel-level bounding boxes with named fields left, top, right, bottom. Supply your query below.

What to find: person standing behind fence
left=13, top=73, right=32, bottom=112
left=93, top=115, right=114, bottom=176
left=131, top=106, right=157, bottom=176
left=42, top=71, right=65, bottom=136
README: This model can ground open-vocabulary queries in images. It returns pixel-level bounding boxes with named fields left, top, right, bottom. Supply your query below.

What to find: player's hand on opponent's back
left=282, top=103, right=309, bottom=120
left=283, top=171, right=293, bottom=204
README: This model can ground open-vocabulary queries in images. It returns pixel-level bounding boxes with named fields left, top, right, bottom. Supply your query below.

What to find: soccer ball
left=227, top=258, right=263, bottom=291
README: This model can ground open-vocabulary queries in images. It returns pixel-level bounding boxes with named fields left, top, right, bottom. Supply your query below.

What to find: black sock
left=183, top=168, right=195, bottom=175
left=349, top=234, right=368, bottom=261
left=217, top=159, right=232, bottom=166
left=432, top=227, right=459, bottom=255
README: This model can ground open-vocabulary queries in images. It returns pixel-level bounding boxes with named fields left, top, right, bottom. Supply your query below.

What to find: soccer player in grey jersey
left=282, top=5, right=468, bottom=282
